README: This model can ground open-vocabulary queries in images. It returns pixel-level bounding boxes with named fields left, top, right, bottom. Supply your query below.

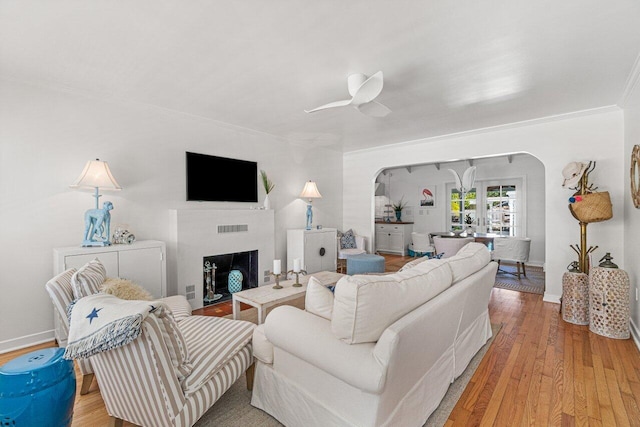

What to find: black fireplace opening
left=203, top=250, right=258, bottom=306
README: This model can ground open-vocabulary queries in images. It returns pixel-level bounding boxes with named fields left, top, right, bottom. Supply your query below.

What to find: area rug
left=493, top=263, right=545, bottom=295
left=195, top=322, right=502, bottom=427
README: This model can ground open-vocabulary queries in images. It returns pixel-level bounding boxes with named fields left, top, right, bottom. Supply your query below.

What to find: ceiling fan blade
left=351, top=71, right=384, bottom=105
left=304, top=99, right=352, bottom=114
left=356, top=100, right=391, bottom=117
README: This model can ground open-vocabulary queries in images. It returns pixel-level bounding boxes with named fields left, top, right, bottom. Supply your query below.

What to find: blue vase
left=395, top=211, right=402, bottom=222
left=228, top=270, right=243, bottom=293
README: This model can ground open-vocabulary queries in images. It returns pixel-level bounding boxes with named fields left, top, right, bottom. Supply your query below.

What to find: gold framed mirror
left=631, top=145, right=640, bottom=208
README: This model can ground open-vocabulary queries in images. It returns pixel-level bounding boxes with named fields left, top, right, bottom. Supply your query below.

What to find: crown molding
left=618, top=51, right=640, bottom=108
left=346, top=105, right=620, bottom=156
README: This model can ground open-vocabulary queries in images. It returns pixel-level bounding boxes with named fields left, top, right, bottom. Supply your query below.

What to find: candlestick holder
left=287, top=269, right=307, bottom=287
left=270, top=271, right=284, bottom=289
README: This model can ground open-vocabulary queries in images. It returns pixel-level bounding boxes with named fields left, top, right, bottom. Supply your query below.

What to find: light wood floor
left=3, top=254, right=640, bottom=426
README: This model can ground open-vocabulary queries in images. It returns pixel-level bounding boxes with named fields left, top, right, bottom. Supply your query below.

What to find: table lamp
left=70, top=159, right=122, bottom=209
left=299, top=181, right=322, bottom=230
left=70, top=159, right=121, bottom=246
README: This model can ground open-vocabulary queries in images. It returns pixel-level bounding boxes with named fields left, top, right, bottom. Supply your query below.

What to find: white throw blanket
left=64, top=293, right=161, bottom=360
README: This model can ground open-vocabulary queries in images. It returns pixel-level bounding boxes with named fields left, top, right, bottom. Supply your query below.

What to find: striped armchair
left=46, top=269, right=256, bottom=427
left=45, top=269, right=194, bottom=395
left=91, top=309, right=255, bottom=427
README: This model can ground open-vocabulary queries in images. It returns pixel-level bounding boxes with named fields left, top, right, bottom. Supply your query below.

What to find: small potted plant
left=260, top=170, right=275, bottom=209
left=391, top=197, right=408, bottom=222
left=464, top=213, right=475, bottom=233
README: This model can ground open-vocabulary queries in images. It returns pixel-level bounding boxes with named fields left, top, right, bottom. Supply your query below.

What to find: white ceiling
left=2, top=1, right=640, bottom=152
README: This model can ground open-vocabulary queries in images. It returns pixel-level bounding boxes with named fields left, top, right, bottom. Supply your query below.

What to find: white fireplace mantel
left=169, top=208, right=275, bottom=309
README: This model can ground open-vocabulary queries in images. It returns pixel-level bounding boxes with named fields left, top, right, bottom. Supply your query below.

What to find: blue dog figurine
left=82, top=201, right=113, bottom=247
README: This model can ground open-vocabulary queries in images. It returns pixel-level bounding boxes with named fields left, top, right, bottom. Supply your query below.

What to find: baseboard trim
left=543, top=292, right=561, bottom=304
left=0, top=329, right=55, bottom=354
left=631, top=319, right=640, bottom=352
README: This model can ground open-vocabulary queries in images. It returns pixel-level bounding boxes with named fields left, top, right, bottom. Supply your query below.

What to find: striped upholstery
left=90, top=312, right=254, bottom=427
left=162, top=295, right=193, bottom=321
left=45, top=268, right=76, bottom=342
left=71, top=257, right=106, bottom=298
left=91, top=314, right=186, bottom=427
left=180, top=316, right=255, bottom=396
left=155, top=306, right=193, bottom=383
left=45, top=268, right=94, bottom=377
left=174, top=345, right=252, bottom=427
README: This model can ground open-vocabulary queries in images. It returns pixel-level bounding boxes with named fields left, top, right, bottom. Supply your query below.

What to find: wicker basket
left=569, top=191, right=613, bottom=223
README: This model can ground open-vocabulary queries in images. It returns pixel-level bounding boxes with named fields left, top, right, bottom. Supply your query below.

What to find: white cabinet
left=287, top=228, right=337, bottom=274
left=375, top=223, right=413, bottom=255
left=53, top=240, right=167, bottom=298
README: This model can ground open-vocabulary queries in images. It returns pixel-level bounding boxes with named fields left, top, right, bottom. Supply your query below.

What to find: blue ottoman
left=0, top=347, right=76, bottom=426
left=347, top=253, right=386, bottom=275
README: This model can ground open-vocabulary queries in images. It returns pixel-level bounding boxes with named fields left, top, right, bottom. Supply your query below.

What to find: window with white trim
left=447, top=178, right=524, bottom=237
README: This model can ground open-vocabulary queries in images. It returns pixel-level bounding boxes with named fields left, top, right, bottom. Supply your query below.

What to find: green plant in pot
left=392, top=197, right=408, bottom=222
left=260, top=170, right=275, bottom=209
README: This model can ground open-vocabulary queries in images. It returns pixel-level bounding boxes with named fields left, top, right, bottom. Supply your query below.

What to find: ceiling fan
left=304, top=71, right=391, bottom=117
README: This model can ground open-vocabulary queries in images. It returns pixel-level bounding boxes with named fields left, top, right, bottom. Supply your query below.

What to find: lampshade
left=70, top=159, right=122, bottom=190
left=299, top=181, right=322, bottom=199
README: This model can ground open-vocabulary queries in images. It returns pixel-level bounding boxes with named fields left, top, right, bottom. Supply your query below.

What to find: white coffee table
left=232, top=270, right=344, bottom=324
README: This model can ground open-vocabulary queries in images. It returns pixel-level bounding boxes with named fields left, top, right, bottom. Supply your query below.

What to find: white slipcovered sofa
left=251, top=242, right=497, bottom=427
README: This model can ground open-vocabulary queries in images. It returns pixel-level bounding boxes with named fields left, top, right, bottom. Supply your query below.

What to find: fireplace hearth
left=203, top=250, right=258, bottom=306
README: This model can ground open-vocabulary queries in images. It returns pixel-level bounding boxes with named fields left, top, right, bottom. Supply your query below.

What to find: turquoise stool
left=228, top=270, right=243, bottom=293
left=347, top=253, right=385, bottom=275
left=0, top=347, right=76, bottom=426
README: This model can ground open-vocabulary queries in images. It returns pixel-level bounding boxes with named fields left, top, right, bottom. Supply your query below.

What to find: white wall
left=0, top=78, right=343, bottom=352
left=344, top=109, right=625, bottom=304
left=377, top=154, right=546, bottom=266
left=623, top=79, right=640, bottom=347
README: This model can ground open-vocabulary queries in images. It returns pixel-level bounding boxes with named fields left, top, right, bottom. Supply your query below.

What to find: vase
left=263, top=194, right=271, bottom=210
left=228, top=270, right=243, bottom=294
left=395, top=211, right=402, bottom=222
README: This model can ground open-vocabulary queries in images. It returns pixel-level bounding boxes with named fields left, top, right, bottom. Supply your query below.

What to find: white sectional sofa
left=251, top=242, right=498, bottom=427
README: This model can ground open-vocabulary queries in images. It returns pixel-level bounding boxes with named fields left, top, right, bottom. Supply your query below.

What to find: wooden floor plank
left=607, top=338, right=634, bottom=395
left=629, top=381, right=640, bottom=417
left=584, top=366, right=602, bottom=421
left=510, top=338, right=539, bottom=426
left=592, top=353, right=617, bottom=427
left=563, top=323, right=576, bottom=417
left=573, top=327, right=589, bottom=426
left=482, top=342, right=522, bottom=425
left=548, top=358, right=564, bottom=426
left=535, top=374, right=553, bottom=427
left=605, top=367, right=631, bottom=427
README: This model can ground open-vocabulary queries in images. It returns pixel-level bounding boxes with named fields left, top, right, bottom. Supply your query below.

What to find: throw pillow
left=162, top=295, right=193, bottom=321
left=71, top=257, right=106, bottom=299
left=398, top=256, right=431, bottom=272
left=340, top=229, right=357, bottom=249
left=305, top=276, right=334, bottom=320
left=100, top=278, right=153, bottom=301
left=331, top=259, right=453, bottom=344
left=153, top=305, right=193, bottom=384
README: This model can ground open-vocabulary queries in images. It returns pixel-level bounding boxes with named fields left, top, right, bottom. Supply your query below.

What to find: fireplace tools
left=203, top=261, right=222, bottom=303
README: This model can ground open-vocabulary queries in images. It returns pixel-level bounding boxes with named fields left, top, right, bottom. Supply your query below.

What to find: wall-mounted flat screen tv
left=186, top=152, right=258, bottom=202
